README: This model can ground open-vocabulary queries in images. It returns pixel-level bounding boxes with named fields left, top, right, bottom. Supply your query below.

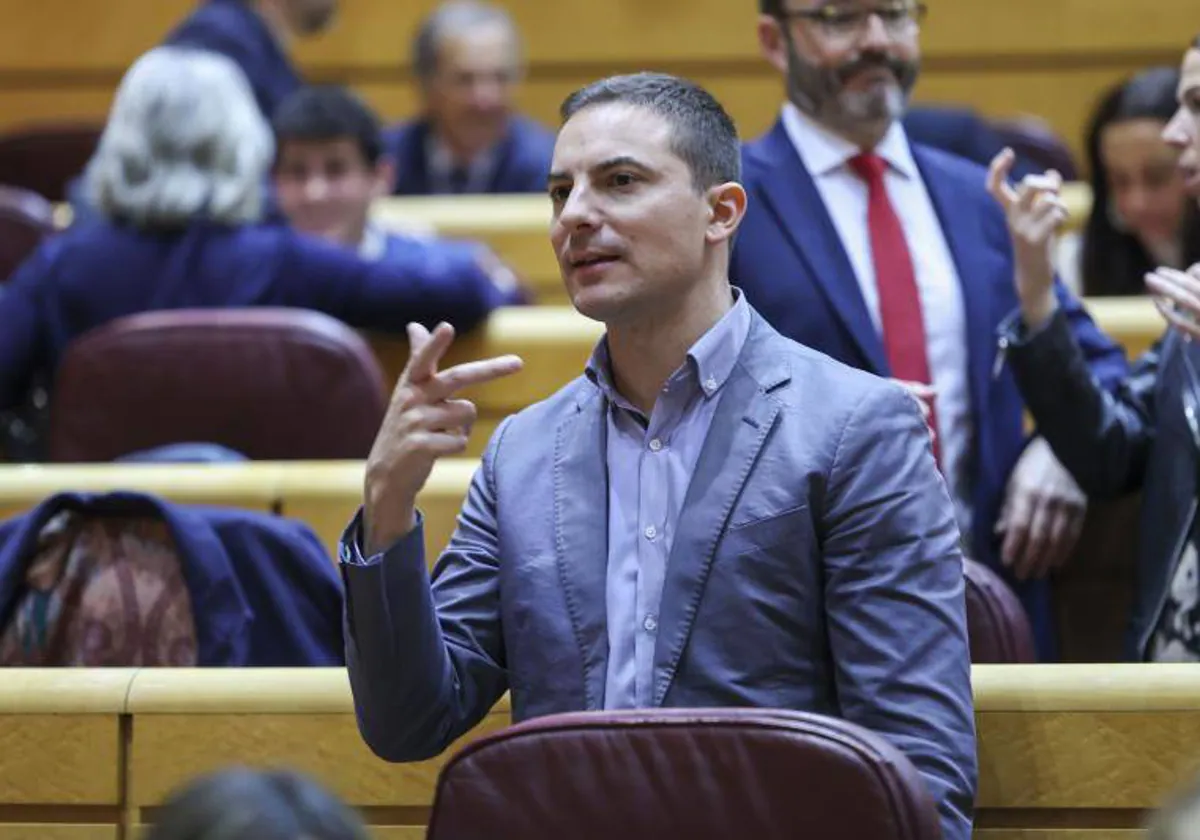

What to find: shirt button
left=649, top=438, right=663, bottom=452
left=643, top=615, right=658, bottom=633
left=704, top=377, right=717, bottom=392
left=644, top=525, right=657, bottom=540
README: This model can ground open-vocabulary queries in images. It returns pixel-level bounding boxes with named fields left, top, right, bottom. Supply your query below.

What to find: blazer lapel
left=915, top=146, right=997, bottom=427
left=553, top=393, right=611, bottom=709
left=651, top=334, right=787, bottom=705
left=751, top=121, right=889, bottom=374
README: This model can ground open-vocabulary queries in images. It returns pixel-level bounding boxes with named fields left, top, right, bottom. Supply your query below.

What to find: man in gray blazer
left=342, top=72, right=977, bottom=840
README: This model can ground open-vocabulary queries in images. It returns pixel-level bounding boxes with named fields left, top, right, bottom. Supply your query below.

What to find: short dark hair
left=559, top=72, right=741, bottom=189
left=270, top=85, right=383, bottom=168
left=142, top=767, right=369, bottom=840
left=758, top=0, right=784, bottom=15
left=412, top=1, right=520, bottom=83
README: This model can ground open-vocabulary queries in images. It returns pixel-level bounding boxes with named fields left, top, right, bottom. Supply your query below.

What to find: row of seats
left=21, top=296, right=1160, bottom=464
left=0, top=665, right=1192, bottom=839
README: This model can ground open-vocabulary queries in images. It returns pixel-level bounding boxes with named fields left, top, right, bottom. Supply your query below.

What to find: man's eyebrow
left=547, top=171, right=569, bottom=185
left=595, top=155, right=651, bottom=172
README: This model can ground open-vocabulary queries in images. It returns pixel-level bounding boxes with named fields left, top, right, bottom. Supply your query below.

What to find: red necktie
left=848, top=152, right=941, bottom=464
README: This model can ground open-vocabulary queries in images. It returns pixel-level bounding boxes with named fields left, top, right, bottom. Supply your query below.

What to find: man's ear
left=705, top=181, right=748, bottom=246
left=757, top=14, right=790, bottom=75
left=373, top=156, right=397, bottom=199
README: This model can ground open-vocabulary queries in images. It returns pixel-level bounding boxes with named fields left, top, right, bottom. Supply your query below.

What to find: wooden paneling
left=0, top=0, right=1195, bottom=163
left=0, top=828, right=118, bottom=840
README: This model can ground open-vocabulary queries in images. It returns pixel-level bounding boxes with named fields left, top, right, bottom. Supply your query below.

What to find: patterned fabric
left=1149, top=540, right=1200, bottom=662
left=0, top=511, right=198, bottom=666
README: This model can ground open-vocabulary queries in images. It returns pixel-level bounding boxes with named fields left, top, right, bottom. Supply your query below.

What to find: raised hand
left=986, top=148, right=1069, bottom=329
left=363, top=321, right=523, bottom=554
left=1146, top=264, right=1200, bottom=341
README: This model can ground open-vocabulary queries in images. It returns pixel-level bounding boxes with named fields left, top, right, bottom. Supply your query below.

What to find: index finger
left=404, top=322, right=455, bottom=383
left=431, top=354, right=525, bottom=396
left=986, top=148, right=1019, bottom=208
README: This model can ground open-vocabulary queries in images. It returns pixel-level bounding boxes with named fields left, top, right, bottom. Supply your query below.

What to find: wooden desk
left=372, top=194, right=563, bottom=305
left=0, top=666, right=1197, bottom=838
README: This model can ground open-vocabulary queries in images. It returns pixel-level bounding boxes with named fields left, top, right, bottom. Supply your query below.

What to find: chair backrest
left=49, top=308, right=388, bottom=462
left=0, top=184, right=57, bottom=282
left=0, top=123, right=102, bottom=202
left=427, top=708, right=943, bottom=840
left=964, top=558, right=1037, bottom=663
left=990, top=116, right=1080, bottom=181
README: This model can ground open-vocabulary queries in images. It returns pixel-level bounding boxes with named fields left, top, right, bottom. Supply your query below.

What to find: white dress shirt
left=780, top=104, right=974, bottom=538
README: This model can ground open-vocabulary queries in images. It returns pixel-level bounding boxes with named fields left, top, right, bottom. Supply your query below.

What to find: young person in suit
left=383, top=1, right=554, bottom=196
left=989, top=38, right=1200, bottom=663
left=270, top=85, right=527, bottom=301
left=0, top=48, right=516, bottom=417
left=729, top=0, right=1130, bottom=657
left=163, top=0, right=336, bottom=119
left=342, top=72, right=977, bottom=840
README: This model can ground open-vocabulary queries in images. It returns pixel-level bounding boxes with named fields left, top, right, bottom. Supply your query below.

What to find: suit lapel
left=914, top=146, right=996, bottom=429
left=751, top=121, right=889, bottom=374
left=553, top=393, right=611, bottom=709
left=651, top=336, right=786, bottom=705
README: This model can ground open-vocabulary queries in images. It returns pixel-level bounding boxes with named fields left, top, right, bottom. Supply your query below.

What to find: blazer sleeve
left=0, top=243, right=54, bottom=412
left=821, top=382, right=978, bottom=840
left=1054, top=280, right=1130, bottom=391
left=281, top=233, right=511, bottom=336
left=341, top=420, right=511, bottom=762
left=1003, top=308, right=1160, bottom=498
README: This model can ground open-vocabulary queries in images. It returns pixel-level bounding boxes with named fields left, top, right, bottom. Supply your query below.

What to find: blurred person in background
left=271, top=85, right=527, bottom=297
left=0, top=47, right=517, bottom=419
left=1055, top=67, right=1200, bottom=296
left=142, top=767, right=368, bottom=840
left=987, top=36, right=1200, bottom=663
left=384, top=0, right=554, bottom=195
left=165, top=0, right=338, bottom=119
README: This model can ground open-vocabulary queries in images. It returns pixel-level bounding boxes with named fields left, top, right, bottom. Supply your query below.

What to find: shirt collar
left=780, top=101, right=918, bottom=180
left=358, top=223, right=388, bottom=261
left=585, top=289, right=752, bottom=407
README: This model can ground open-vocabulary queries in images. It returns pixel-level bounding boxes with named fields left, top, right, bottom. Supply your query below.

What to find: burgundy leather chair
left=0, top=123, right=102, bottom=203
left=990, top=116, right=1080, bottom=182
left=427, top=709, right=943, bottom=840
left=964, top=558, right=1037, bottom=663
left=0, top=184, right=57, bottom=283
left=49, top=308, right=388, bottom=462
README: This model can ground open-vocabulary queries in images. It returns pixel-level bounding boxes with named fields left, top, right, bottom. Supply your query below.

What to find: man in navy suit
left=730, top=0, right=1129, bottom=657
left=383, top=0, right=554, bottom=196
left=164, top=0, right=338, bottom=119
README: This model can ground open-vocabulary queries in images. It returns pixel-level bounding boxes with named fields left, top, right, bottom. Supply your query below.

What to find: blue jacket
left=0, top=220, right=514, bottom=411
left=384, top=116, right=555, bottom=196
left=0, top=492, right=343, bottom=665
left=904, top=106, right=1041, bottom=180
left=164, top=0, right=301, bottom=119
left=730, top=120, right=1129, bottom=658
left=343, top=309, right=977, bottom=840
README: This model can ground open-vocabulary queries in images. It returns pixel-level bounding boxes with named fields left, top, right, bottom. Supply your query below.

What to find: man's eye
left=549, top=186, right=570, bottom=203
left=610, top=172, right=637, bottom=187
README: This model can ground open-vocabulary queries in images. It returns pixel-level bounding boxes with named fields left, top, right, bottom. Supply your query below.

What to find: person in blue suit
left=270, top=85, right=528, bottom=301
left=342, top=72, right=976, bottom=840
left=0, top=47, right=517, bottom=417
left=731, top=0, right=1129, bottom=659
left=163, top=0, right=337, bottom=119
left=904, top=105, right=1043, bottom=179
left=384, top=1, right=554, bottom=196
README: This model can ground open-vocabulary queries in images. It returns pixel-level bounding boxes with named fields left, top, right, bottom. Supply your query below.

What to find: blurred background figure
left=0, top=47, right=518, bottom=427
left=384, top=0, right=554, bottom=195
left=1057, top=67, right=1200, bottom=296
left=164, top=0, right=339, bottom=119
left=1148, top=770, right=1200, bottom=840
left=141, top=767, right=368, bottom=840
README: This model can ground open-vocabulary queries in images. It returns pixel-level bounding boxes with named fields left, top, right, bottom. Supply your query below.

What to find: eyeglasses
left=780, top=2, right=928, bottom=43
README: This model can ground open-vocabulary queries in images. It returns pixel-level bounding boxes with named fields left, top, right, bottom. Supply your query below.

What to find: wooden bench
left=0, top=669, right=132, bottom=840
left=1, top=666, right=1199, bottom=838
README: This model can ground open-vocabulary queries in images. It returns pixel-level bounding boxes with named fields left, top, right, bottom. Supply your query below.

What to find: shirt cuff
left=339, top=508, right=425, bottom=567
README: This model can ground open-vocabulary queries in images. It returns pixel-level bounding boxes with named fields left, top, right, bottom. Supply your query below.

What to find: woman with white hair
left=0, top=46, right=517, bottom=414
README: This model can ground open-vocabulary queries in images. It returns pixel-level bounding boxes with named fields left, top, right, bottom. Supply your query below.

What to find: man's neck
left=605, top=279, right=734, bottom=415
left=793, top=102, right=892, bottom=152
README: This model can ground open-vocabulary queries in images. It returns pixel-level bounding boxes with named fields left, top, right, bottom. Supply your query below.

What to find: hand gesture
left=1146, top=264, right=1200, bottom=341
left=986, top=148, right=1069, bottom=329
left=364, top=321, right=523, bottom=554
left=995, top=437, right=1087, bottom=581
